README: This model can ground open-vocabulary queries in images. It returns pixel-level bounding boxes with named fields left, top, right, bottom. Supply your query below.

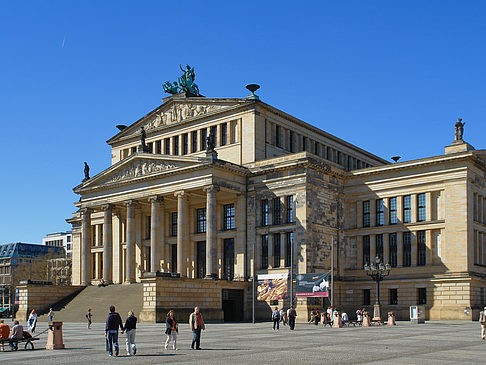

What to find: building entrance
left=222, top=289, right=244, bottom=322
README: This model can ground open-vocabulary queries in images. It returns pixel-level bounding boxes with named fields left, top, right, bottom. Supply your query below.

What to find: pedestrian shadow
left=128, top=353, right=178, bottom=357
left=195, top=348, right=248, bottom=351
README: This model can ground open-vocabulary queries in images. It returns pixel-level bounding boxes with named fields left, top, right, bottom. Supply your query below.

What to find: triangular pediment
left=107, top=97, right=249, bottom=144
left=75, top=154, right=207, bottom=192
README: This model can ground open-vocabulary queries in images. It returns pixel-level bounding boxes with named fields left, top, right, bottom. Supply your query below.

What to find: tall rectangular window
left=275, top=125, right=281, bottom=148
left=403, top=195, right=411, bottom=223
left=223, top=204, right=235, bottom=230
left=389, top=197, right=397, bottom=224
left=164, top=138, right=170, bottom=155
left=273, top=198, right=281, bottom=225
left=196, top=208, right=206, bottom=234
left=363, top=289, right=371, bottom=306
left=285, top=232, right=293, bottom=267
left=417, top=288, right=427, bottom=304
left=210, top=126, right=217, bottom=145
left=273, top=234, right=281, bottom=268
left=418, top=193, right=426, bottom=222
left=171, top=244, right=177, bottom=273
left=363, top=235, right=370, bottom=266
left=417, top=230, right=426, bottom=266
left=170, top=212, right=178, bottom=237
left=191, top=131, right=198, bottom=153
left=261, top=235, right=268, bottom=269
left=302, top=136, right=308, bottom=151
left=156, top=140, right=162, bottom=154
left=314, top=141, right=319, bottom=156
left=261, top=199, right=269, bottom=226
left=376, top=234, right=384, bottom=262
left=376, top=199, right=384, bottom=226
left=286, top=196, right=294, bottom=223
left=201, top=128, right=207, bottom=151
left=389, top=233, right=397, bottom=267
left=196, top=241, right=206, bottom=278
left=403, top=232, right=411, bottom=267
left=389, top=289, right=398, bottom=305
left=221, top=123, right=227, bottom=146
left=182, top=133, right=188, bottom=155
left=363, top=201, right=370, bottom=227
left=289, top=131, right=294, bottom=152
left=145, top=216, right=151, bottom=240
left=173, top=135, right=179, bottom=155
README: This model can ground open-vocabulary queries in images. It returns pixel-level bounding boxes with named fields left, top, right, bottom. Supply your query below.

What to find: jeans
left=165, top=331, right=177, bottom=349
left=192, top=328, right=201, bottom=349
left=289, top=317, right=295, bottom=330
left=273, top=318, right=280, bottom=330
left=106, top=330, right=119, bottom=355
left=125, top=329, right=136, bottom=355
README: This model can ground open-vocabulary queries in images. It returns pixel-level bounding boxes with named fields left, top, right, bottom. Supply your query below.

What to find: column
left=411, top=194, right=417, bottom=223
left=370, top=199, right=376, bottom=227
left=397, top=232, right=403, bottom=267
left=383, top=233, right=390, bottom=265
left=383, top=198, right=389, bottom=226
left=204, top=185, right=219, bottom=278
left=125, top=200, right=136, bottom=283
left=268, top=234, right=274, bottom=268
left=357, top=201, right=363, bottom=228
left=426, top=230, right=433, bottom=266
left=280, top=232, right=286, bottom=268
left=149, top=196, right=163, bottom=273
left=397, top=196, right=403, bottom=223
left=102, top=204, right=113, bottom=283
left=175, top=191, right=188, bottom=277
left=426, top=192, right=432, bottom=221
left=81, top=208, right=91, bottom=286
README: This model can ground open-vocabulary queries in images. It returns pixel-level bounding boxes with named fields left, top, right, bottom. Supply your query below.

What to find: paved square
left=1, top=321, right=485, bottom=364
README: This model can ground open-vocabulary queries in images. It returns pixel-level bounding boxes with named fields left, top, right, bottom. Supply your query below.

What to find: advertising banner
left=296, top=273, right=329, bottom=297
left=256, top=273, right=288, bottom=301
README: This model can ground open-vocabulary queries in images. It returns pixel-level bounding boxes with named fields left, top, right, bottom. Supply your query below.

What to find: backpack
left=272, top=310, right=280, bottom=320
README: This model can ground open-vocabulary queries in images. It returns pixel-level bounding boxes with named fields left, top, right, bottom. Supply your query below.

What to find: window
left=182, top=133, right=188, bottom=155
left=201, top=128, right=207, bottom=150
left=275, top=125, right=281, bottom=148
left=191, top=131, right=198, bottom=153
left=403, top=195, right=411, bottom=223
left=164, top=138, right=170, bottom=155
left=389, top=289, right=398, bottom=305
left=172, top=136, right=179, bottom=155
left=314, top=141, right=319, bottom=156
left=417, top=230, right=426, bottom=266
left=170, top=212, right=178, bottom=237
left=363, top=289, right=371, bottom=306
left=376, top=234, right=383, bottom=262
left=67, top=236, right=71, bottom=243
left=171, top=244, right=177, bottom=273
left=417, top=288, right=427, bottom=304
left=376, top=199, right=384, bottom=226
left=418, top=193, right=426, bottom=222
left=389, top=197, right=397, bottom=224
left=145, top=216, right=151, bottom=240
left=286, top=196, right=294, bottom=223
left=273, top=198, right=281, bottom=225
left=261, top=199, right=269, bottom=226
left=289, top=131, right=294, bottom=152
left=389, top=233, right=397, bottom=268
left=363, top=235, right=370, bottom=266
left=302, top=136, right=308, bottom=151
left=363, top=201, right=370, bottom=227
left=196, top=208, right=206, bottom=233
left=221, top=123, right=227, bottom=146
left=148, top=142, right=153, bottom=153
left=131, top=146, right=137, bottom=154
left=196, top=241, right=206, bottom=279
left=273, top=234, right=281, bottom=268
left=403, top=232, right=411, bottom=267
left=285, top=232, right=293, bottom=267
left=261, top=235, right=268, bottom=269
left=223, top=204, right=235, bottom=230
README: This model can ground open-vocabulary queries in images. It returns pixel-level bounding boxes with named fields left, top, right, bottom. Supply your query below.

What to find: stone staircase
left=37, top=284, right=143, bottom=323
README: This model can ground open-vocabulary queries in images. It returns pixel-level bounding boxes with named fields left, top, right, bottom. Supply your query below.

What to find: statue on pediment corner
left=83, top=162, right=90, bottom=181
left=454, top=118, right=465, bottom=141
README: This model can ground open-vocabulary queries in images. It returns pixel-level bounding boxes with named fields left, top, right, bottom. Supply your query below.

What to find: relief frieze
left=108, top=160, right=177, bottom=183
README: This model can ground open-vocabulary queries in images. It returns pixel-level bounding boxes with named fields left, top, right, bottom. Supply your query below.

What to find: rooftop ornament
left=454, top=118, right=465, bottom=142
left=163, top=64, right=201, bottom=97
left=364, top=256, right=391, bottom=322
left=246, top=84, right=260, bottom=100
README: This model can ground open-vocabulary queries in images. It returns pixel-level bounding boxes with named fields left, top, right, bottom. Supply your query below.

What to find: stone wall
left=17, top=284, right=84, bottom=322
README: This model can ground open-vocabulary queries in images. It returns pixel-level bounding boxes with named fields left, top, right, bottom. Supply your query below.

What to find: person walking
left=165, top=310, right=178, bottom=350
left=105, top=305, right=124, bottom=357
left=48, top=308, right=54, bottom=323
left=124, top=311, right=137, bottom=356
left=86, top=308, right=93, bottom=329
left=189, top=306, right=205, bottom=350
left=480, top=306, right=486, bottom=340
left=272, top=307, right=280, bottom=330
left=287, top=305, right=297, bottom=330
left=28, top=309, right=37, bottom=334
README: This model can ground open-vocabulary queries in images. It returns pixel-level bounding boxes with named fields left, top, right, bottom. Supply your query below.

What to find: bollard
left=387, top=312, right=396, bottom=326
left=46, top=321, right=65, bottom=350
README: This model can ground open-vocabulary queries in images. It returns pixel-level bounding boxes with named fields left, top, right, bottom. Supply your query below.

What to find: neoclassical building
left=68, top=88, right=486, bottom=321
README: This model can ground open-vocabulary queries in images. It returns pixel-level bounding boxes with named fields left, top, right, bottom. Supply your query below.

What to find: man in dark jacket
left=105, top=305, right=124, bottom=356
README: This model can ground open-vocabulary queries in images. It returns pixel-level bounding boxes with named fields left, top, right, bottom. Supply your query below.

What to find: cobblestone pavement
left=1, top=321, right=485, bottom=364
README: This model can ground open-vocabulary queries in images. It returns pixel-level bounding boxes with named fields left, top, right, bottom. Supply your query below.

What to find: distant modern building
left=0, top=243, right=65, bottom=313
left=42, top=231, right=73, bottom=258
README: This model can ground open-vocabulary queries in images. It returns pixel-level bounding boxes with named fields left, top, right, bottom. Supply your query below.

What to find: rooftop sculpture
left=163, top=64, right=201, bottom=97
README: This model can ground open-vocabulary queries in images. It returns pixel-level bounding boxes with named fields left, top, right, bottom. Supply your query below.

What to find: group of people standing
left=102, top=305, right=205, bottom=357
left=271, top=305, right=297, bottom=330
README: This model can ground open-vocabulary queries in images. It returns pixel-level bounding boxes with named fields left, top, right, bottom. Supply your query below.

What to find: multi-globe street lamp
left=364, top=256, right=391, bottom=321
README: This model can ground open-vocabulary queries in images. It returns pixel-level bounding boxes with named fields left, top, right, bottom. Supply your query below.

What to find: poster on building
left=256, top=273, right=288, bottom=301
left=296, top=273, right=329, bottom=297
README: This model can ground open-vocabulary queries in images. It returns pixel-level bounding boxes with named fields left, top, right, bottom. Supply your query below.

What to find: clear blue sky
left=1, top=1, right=485, bottom=243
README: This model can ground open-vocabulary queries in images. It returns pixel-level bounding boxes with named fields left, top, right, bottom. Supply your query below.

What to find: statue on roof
left=206, top=129, right=216, bottom=153
left=454, top=118, right=465, bottom=141
left=162, top=64, right=201, bottom=97
left=83, top=162, right=90, bottom=182
left=140, top=127, right=149, bottom=152
left=163, top=81, right=180, bottom=95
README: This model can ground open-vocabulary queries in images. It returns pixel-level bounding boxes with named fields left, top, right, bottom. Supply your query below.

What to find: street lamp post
left=364, top=256, right=391, bottom=322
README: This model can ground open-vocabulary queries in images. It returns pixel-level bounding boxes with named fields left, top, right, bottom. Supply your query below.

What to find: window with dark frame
left=171, top=244, right=177, bottom=273
left=173, top=135, right=179, bottom=155
left=376, top=199, right=384, bottom=226
left=389, top=233, right=397, bottom=267
left=275, top=125, right=281, bottom=148
left=403, top=231, right=411, bottom=266
left=417, top=287, right=427, bottom=304
left=417, top=230, right=426, bottom=266
left=170, top=212, right=178, bottom=237
left=191, top=131, right=198, bottom=153
left=261, top=199, right=269, bottom=226
left=289, top=131, right=294, bottom=152
left=376, top=234, right=384, bottom=262
left=273, top=197, right=281, bottom=225
left=363, top=289, right=371, bottom=305
left=285, top=232, right=293, bottom=267
left=273, top=233, right=281, bottom=268
left=302, top=136, right=307, bottom=151
left=389, top=197, right=397, bottom=224
left=196, top=208, right=206, bottom=234
left=363, top=201, right=370, bottom=227
left=223, top=204, right=235, bottom=230
left=221, top=123, right=227, bottom=146
left=403, top=195, right=411, bottom=223
left=363, top=235, right=370, bottom=266
left=261, top=234, right=268, bottom=269
left=145, top=216, right=151, bottom=240
left=156, top=140, right=162, bottom=154
left=286, top=196, right=294, bottom=223
left=418, top=193, right=426, bottom=222
left=201, top=128, right=207, bottom=151
left=182, top=133, right=188, bottom=155
left=164, top=138, right=170, bottom=155
left=210, top=126, right=217, bottom=146
left=389, top=288, right=398, bottom=305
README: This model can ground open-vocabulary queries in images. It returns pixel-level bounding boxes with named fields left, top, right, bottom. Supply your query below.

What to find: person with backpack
left=272, top=307, right=280, bottom=330
left=287, top=305, right=297, bottom=330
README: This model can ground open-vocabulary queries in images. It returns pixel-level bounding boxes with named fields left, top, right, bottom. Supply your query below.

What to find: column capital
left=80, top=207, right=92, bottom=215
left=203, top=185, right=220, bottom=194
left=124, top=199, right=137, bottom=208
left=174, top=190, right=187, bottom=199
left=101, top=203, right=113, bottom=211
left=148, top=195, right=164, bottom=204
